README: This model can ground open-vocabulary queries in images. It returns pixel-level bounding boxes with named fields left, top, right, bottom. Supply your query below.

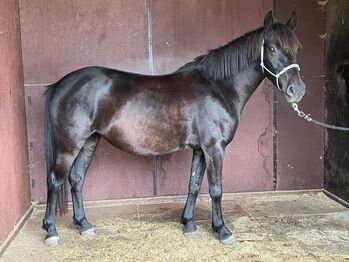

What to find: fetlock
left=73, top=217, right=93, bottom=231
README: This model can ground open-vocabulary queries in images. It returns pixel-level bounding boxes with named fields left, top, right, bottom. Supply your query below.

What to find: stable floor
left=1, top=191, right=349, bottom=262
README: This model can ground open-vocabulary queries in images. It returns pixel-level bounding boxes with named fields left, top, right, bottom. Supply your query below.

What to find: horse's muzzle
left=285, top=83, right=305, bottom=103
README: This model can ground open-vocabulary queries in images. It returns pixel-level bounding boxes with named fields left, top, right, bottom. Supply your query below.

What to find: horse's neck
left=230, top=60, right=265, bottom=113
left=205, top=29, right=265, bottom=113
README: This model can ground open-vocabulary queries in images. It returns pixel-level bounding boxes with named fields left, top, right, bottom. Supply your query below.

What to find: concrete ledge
left=35, top=189, right=323, bottom=211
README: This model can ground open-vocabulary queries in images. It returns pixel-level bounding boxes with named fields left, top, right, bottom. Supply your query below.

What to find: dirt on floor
left=1, top=192, right=349, bottom=262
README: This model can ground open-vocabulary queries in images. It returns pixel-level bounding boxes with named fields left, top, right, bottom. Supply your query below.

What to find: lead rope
left=291, top=103, right=349, bottom=131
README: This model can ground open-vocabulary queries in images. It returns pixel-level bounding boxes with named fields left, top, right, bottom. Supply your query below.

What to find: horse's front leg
left=204, top=144, right=236, bottom=245
left=181, top=149, right=206, bottom=236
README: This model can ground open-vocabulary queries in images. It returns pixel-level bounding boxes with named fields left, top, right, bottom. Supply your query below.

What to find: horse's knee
left=210, top=186, right=222, bottom=202
left=69, top=176, right=83, bottom=191
left=189, top=184, right=200, bottom=197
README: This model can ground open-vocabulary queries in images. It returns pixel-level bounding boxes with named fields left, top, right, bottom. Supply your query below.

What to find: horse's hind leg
left=43, top=149, right=80, bottom=246
left=181, top=149, right=206, bottom=236
left=69, top=133, right=100, bottom=235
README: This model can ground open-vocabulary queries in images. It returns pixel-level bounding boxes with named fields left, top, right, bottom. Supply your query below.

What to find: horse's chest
left=198, top=99, right=238, bottom=142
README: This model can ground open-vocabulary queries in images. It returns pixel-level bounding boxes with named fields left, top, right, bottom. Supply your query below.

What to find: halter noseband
left=260, top=39, right=300, bottom=91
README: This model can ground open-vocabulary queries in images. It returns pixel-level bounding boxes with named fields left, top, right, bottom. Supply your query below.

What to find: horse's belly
left=103, top=119, right=190, bottom=156
left=98, top=92, right=195, bottom=155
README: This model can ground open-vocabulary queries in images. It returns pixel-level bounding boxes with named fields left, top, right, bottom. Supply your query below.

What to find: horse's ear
left=286, top=11, right=297, bottom=31
left=264, top=11, right=275, bottom=32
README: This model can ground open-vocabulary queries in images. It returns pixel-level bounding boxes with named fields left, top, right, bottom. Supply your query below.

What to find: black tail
left=44, top=84, right=68, bottom=215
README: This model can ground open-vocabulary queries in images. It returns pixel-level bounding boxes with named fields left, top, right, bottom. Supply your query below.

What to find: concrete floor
left=1, top=191, right=348, bottom=261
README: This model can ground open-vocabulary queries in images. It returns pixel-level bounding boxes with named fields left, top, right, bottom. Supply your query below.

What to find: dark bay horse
left=42, top=11, right=305, bottom=245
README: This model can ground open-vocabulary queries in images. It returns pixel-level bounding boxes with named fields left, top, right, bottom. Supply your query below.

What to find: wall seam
left=147, top=0, right=154, bottom=75
left=146, top=0, right=157, bottom=196
left=272, top=0, right=278, bottom=190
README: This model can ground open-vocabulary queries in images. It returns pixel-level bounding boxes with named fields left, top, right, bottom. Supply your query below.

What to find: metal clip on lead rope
left=292, top=103, right=312, bottom=122
left=291, top=103, right=349, bottom=131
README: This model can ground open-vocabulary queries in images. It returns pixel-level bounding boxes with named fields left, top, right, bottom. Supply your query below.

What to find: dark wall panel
left=324, top=0, right=349, bottom=202
left=275, top=0, right=325, bottom=190
left=0, top=0, right=30, bottom=246
left=20, top=0, right=154, bottom=202
left=151, top=0, right=274, bottom=195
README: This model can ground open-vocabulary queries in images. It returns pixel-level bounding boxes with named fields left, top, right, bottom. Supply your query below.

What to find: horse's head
left=261, top=11, right=305, bottom=103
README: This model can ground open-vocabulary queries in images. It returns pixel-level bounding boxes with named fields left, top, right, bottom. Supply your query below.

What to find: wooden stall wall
left=0, top=0, right=30, bottom=247
left=274, top=0, right=326, bottom=190
left=20, top=0, right=325, bottom=203
left=20, top=0, right=275, bottom=202
left=324, top=0, right=349, bottom=202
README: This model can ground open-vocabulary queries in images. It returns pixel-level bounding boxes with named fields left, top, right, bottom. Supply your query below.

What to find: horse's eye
left=269, top=47, right=276, bottom=53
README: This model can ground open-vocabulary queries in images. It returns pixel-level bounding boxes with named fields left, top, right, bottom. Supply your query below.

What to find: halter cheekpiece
left=260, top=39, right=300, bottom=91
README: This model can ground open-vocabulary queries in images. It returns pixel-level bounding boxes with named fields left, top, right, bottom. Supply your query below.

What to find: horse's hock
left=1, top=192, right=349, bottom=261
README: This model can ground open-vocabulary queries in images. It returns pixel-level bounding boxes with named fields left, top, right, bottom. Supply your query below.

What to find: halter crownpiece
left=260, top=39, right=300, bottom=91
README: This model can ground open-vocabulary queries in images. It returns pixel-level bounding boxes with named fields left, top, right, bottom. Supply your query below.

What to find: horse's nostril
left=287, top=85, right=295, bottom=96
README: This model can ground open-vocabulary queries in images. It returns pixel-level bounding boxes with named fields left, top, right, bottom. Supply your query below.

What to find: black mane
left=178, top=23, right=300, bottom=80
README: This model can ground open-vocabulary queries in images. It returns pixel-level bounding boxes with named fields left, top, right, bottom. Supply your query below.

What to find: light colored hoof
left=220, top=234, right=237, bottom=245
left=44, top=236, right=60, bottom=246
left=81, top=227, right=95, bottom=236
left=184, top=230, right=201, bottom=239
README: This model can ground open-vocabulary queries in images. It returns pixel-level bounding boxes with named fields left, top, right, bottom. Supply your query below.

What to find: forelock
left=272, top=23, right=301, bottom=53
